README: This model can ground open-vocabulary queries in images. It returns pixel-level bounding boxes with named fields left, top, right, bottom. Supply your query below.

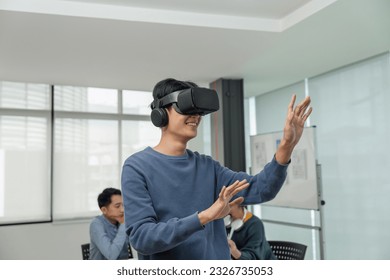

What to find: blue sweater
left=89, top=215, right=129, bottom=260
left=121, top=147, right=288, bottom=260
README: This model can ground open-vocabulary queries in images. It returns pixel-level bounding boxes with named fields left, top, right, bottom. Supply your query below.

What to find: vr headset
left=150, top=87, right=220, bottom=127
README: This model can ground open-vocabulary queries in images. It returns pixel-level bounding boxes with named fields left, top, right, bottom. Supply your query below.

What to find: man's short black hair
left=152, top=78, right=198, bottom=101
left=97, top=188, right=121, bottom=209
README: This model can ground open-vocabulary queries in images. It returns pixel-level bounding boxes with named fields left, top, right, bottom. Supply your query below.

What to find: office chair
left=81, top=243, right=90, bottom=260
left=268, top=240, right=307, bottom=260
left=81, top=243, right=134, bottom=260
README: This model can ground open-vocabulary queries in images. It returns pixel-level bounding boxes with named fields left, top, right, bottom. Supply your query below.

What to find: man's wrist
left=198, top=211, right=211, bottom=226
left=275, top=140, right=294, bottom=164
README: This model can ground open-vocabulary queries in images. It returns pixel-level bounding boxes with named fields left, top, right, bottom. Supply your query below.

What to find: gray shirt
left=89, top=215, right=129, bottom=260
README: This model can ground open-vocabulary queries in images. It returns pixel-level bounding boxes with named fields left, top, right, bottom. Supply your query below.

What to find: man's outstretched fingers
left=219, top=186, right=227, bottom=199
left=229, top=181, right=250, bottom=197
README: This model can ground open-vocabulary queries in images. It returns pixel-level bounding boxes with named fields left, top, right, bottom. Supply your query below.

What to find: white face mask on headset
left=224, top=208, right=248, bottom=239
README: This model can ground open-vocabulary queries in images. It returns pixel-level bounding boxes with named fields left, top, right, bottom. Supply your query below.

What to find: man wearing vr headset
left=121, top=78, right=312, bottom=260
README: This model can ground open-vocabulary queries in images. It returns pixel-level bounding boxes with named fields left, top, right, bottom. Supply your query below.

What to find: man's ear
left=101, top=206, right=108, bottom=215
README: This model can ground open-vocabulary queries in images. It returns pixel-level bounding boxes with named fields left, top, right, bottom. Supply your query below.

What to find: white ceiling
left=66, top=0, right=314, bottom=19
left=0, top=0, right=389, bottom=97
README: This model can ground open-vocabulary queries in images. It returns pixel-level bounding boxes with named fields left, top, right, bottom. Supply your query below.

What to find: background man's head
left=97, top=188, right=124, bottom=224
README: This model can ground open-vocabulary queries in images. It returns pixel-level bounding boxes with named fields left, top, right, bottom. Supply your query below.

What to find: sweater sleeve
left=215, top=155, right=288, bottom=205
left=89, top=219, right=127, bottom=260
left=121, top=161, right=204, bottom=256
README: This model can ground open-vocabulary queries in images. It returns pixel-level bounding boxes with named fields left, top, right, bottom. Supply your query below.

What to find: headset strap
left=151, top=90, right=182, bottom=109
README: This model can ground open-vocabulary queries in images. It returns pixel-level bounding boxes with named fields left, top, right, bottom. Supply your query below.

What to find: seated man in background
left=226, top=204, right=276, bottom=260
left=89, top=187, right=130, bottom=260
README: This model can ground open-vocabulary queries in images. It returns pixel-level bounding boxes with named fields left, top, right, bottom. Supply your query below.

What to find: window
left=54, top=118, right=119, bottom=219
left=122, top=90, right=152, bottom=115
left=0, top=82, right=160, bottom=224
left=0, top=82, right=51, bottom=224
left=122, top=120, right=160, bottom=164
left=0, top=81, right=50, bottom=110
left=52, top=86, right=156, bottom=220
left=55, top=86, right=118, bottom=113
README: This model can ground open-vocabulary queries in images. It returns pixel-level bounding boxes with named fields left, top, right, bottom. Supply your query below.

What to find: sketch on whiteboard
left=254, top=140, right=267, bottom=168
left=291, top=149, right=308, bottom=180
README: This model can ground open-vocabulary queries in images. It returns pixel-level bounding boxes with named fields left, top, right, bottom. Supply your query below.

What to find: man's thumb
left=229, top=197, right=244, bottom=207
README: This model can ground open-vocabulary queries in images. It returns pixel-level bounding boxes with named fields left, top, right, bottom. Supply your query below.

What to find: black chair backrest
left=127, top=244, right=133, bottom=259
left=81, top=243, right=90, bottom=260
left=268, top=240, right=307, bottom=260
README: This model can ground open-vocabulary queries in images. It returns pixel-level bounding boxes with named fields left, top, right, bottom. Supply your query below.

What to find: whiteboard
left=250, top=126, right=319, bottom=210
